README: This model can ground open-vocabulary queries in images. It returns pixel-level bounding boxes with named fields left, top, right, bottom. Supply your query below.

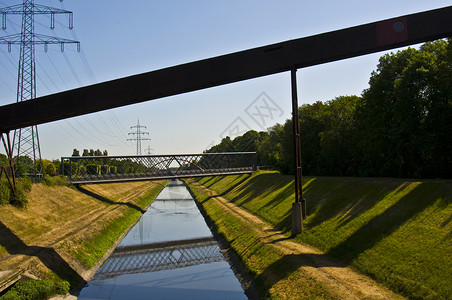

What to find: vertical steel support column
left=69, top=159, right=72, bottom=180
left=291, top=69, right=304, bottom=234
left=252, top=152, right=257, bottom=171
left=1, top=132, right=17, bottom=193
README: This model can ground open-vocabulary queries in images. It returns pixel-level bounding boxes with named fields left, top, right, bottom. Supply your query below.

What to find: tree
left=37, top=159, right=56, bottom=176
left=72, top=149, right=80, bottom=157
left=15, top=156, right=34, bottom=175
left=52, top=159, right=61, bottom=175
left=205, top=130, right=267, bottom=154
left=0, top=154, right=8, bottom=166
left=258, top=123, right=286, bottom=172
left=316, top=96, right=361, bottom=176
left=203, top=40, right=451, bottom=179
left=356, top=39, right=452, bottom=178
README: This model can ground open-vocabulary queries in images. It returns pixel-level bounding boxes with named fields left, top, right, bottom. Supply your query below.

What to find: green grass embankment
left=188, top=171, right=452, bottom=299
left=0, top=179, right=167, bottom=300
left=69, top=182, right=167, bottom=269
left=186, top=178, right=341, bottom=299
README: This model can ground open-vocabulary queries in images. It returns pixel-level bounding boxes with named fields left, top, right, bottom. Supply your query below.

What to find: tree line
left=66, top=148, right=150, bottom=177
left=71, top=148, right=108, bottom=157
left=205, top=39, right=452, bottom=179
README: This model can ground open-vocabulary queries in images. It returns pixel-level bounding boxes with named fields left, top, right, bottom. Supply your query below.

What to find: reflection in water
left=95, top=238, right=223, bottom=280
left=119, top=182, right=212, bottom=246
left=79, top=180, right=247, bottom=299
left=81, top=262, right=246, bottom=300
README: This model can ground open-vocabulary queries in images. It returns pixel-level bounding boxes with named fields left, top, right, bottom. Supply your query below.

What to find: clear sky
left=0, top=0, right=451, bottom=159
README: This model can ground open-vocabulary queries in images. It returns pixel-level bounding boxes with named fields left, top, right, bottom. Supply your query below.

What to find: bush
left=109, top=166, right=117, bottom=174
left=100, top=165, right=109, bottom=175
left=86, top=164, right=100, bottom=175
left=17, top=177, right=32, bottom=192
left=42, top=175, right=70, bottom=187
left=0, top=177, right=32, bottom=207
left=0, top=179, right=11, bottom=205
left=0, top=279, right=70, bottom=300
left=10, top=188, right=27, bottom=208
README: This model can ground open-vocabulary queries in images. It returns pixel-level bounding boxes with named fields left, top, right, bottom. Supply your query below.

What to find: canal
left=78, top=179, right=247, bottom=299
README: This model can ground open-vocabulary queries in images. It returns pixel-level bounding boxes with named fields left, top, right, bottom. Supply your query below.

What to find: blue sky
left=0, top=0, right=451, bottom=159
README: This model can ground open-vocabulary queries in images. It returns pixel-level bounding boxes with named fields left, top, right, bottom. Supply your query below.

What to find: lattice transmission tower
left=0, top=0, right=80, bottom=177
left=127, top=119, right=150, bottom=155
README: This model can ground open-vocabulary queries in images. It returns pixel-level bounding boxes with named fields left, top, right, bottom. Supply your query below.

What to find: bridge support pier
left=291, top=69, right=304, bottom=235
left=292, top=202, right=303, bottom=234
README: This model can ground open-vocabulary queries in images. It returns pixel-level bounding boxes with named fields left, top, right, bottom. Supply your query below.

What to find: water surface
left=79, top=180, right=247, bottom=299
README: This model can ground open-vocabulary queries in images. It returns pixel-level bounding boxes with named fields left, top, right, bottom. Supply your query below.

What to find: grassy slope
left=63, top=181, right=167, bottom=269
left=193, top=171, right=452, bottom=299
left=187, top=179, right=341, bottom=299
left=0, top=180, right=166, bottom=298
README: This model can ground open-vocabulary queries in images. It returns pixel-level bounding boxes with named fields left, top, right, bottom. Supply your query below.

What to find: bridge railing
left=61, top=152, right=257, bottom=184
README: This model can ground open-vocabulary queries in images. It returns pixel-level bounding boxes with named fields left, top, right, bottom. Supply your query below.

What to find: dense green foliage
left=0, top=179, right=11, bottom=205
left=41, top=175, right=71, bottom=187
left=0, top=177, right=30, bottom=207
left=205, top=130, right=269, bottom=154
left=0, top=279, right=70, bottom=300
left=71, top=148, right=108, bottom=157
left=206, top=40, right=452, bottom=178
left=356, top=40, right=452, bottom=178
left=191, top=172, right=452, bottom=299
left=0, top=154, right=8, bottom=166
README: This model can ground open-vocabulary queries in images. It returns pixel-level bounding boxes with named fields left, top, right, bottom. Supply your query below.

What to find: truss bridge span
left=61, top=152, right=257, bottom=184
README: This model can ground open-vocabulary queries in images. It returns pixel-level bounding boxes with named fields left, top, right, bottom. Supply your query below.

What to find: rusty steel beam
left=0, top=6, right=451, bottom=132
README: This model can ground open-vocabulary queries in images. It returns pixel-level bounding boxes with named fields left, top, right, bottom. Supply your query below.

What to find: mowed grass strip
left=186, top=181, right=341, bottom=299
left=0, top=180, right=166, bottom=298
left=66, top=181, right=167, bottom=269
left=192, top=171, right=452, bottom=299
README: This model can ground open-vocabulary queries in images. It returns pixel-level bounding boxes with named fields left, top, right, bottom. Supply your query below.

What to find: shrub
left=100, top=165, right=109, bottom=175
left=42, top=175, right=70, bottom=187
left=17, top=177, right=32, bottom=192
left=10, top=188, right=27, bottom=208
left=0, top=279, right=70, bottom=300
left=86, top=164, right=100, bottom=175
left=109, top=166, right=117, bottom=174
left=0, top=179, right=11, bottom=205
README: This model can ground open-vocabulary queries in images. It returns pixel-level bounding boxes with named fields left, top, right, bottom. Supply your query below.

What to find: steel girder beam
left=0, top=6, right=451, bottom=132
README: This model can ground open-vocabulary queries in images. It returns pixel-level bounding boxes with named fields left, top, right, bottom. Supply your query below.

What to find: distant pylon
left=0, top=0, right=80, bottom=177
left=145, top=146, right=154, bottom=155
left=127, top=119, right=150, bottom=155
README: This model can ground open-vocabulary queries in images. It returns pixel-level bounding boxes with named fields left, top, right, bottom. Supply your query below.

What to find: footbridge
left=61, top=152, right=256, bottom=184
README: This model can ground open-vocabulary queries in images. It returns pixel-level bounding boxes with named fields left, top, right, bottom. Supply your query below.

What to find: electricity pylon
left=0, top=0, right=80, bottom=177
left=127, top=119, right=150, bottom=155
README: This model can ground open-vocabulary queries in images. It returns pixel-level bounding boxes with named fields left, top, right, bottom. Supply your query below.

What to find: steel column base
left=292, top=202, right=303, bottom=235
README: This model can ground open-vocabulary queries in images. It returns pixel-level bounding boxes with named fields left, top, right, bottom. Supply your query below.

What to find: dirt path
left=193, top=181, right=404, bottom=300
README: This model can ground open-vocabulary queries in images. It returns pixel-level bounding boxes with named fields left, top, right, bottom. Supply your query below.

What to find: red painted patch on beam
left=377, top=17, right=408, bottom=46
